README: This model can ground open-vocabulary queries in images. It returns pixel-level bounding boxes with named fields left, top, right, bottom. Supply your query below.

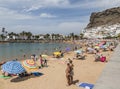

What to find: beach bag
left=100, top=56, right=106, bottom=62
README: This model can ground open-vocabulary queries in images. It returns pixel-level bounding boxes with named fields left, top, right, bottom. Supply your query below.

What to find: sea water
left=0, top=42, right=74, bottom=61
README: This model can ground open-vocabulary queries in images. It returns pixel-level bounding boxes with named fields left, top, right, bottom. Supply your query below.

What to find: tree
left=2, top=27, right=5, bottom=34
left=117, top=33, right=120, bottom=40
left=51, top=33, right=55, bottom=40
left=74, top=35, right=79, bottom=40
left=19, top=31, right=32, bottom=40
left=70, top=33, right=74, bottom=41
left=25, top=32, right=32, bottom=39
left=44, top=34, right=50, bottom=40
left=0, top=34, right=5, bottom=41
left=1, top=27, right=6, bottom=40
left=34, top=35, right=39, bottom=40
left=80, top=33, right=84, bottom=39
left=8, top=32, right=20, bottom=40
left=19, top=31, right=25, bottom=39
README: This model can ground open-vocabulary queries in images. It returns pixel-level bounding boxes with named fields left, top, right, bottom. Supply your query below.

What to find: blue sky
left=0, top=0, right=120, bottom=35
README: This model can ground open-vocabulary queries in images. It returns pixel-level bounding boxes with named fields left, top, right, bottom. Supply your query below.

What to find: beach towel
left=32, top=72, right=43, bottom=76
left=77, top=82, right=94, bottom=89
left=0, top=75, right=11, bottom=79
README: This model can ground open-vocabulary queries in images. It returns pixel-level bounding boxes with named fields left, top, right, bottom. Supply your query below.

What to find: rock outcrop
left=86, top=7, right=120, bottom=28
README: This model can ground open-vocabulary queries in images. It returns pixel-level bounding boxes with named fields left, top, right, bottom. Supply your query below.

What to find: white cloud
left=40, top=13, right=56, bottom=18
left=76, top=0, right=120, bottom=9
left=0, top=7, right=34, bottom=20
left=25, top=5, right=43, bottom=12
left=22, top=0, right=70, bottom=12
left=44, top=0, right=69, bottom=6
left=0, top=0, right=119, bottom=12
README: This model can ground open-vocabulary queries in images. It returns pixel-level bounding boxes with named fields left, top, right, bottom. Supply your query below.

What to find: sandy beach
left=0, top=49, right=114, bottom=89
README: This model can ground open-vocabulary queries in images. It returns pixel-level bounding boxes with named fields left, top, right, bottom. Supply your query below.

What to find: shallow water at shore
left=0, top=42, right=74, bottom=61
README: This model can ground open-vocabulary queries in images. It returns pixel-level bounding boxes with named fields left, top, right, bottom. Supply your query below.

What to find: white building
left=83, top=24, right=120, bottom=38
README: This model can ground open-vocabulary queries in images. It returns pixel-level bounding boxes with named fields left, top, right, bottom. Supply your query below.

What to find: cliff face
left=86, top=7, right=120, bottom=28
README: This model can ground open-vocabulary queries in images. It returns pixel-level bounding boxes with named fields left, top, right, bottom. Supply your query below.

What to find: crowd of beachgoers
left=0, top=38, right=119, bottom=89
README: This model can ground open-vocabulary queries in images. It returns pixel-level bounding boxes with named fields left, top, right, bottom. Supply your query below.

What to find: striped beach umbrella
left=23, top=59, right=38, bottom=69
left=1, top=60, right=26, bottom=75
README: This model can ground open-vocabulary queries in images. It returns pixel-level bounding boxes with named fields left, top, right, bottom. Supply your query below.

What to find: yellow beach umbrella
left=94, top=46, right=100, bottom=49
left=53, top=52, right=61, bottom=55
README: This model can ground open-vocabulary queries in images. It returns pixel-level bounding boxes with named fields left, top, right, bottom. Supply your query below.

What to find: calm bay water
left=0, top=42, right=74, bottom=61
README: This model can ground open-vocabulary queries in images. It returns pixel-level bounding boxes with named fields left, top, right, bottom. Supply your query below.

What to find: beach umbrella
left=1, top=60, right=26, bottom=75
left=94, top=46, right=100, bottom=49
left=99, top=41, right=106, bottom=46
left=23, top=59, right=38, bottom=69
left=53, top=52, right=61, bottom=56
left=103, top=45, right=108, bottom=48
left=42, top=54, right=48, bottom=58
left=87, top=47, right=93, bottom=51
left=66, top=47, right=70, bottom=52
left=74, top=50, right=82, bottom=54
left=100, top=45, right=104, bottom=48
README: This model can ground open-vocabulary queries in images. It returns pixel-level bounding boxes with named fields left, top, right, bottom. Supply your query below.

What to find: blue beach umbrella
left=1, top=60, right=26, bottom=75
left=74, top=50, right=82, bottom=54
left=100, top=45, right=108, bottom=49
left=66, top=47, right=70, bottom=51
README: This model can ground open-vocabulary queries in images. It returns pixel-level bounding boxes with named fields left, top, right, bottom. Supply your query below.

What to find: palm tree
left=8, top=32, right=18, bottom=39
left=25, top=32, right=32, bottom=40
left=0, top=34, right=4, bottom=41
left=2, top=27, right=5, bottom=34
left=56, top=34, right=60, bottom=40
left=19, top=31, right=25, bottom=40
left=51, top=33, right=55, bottom=41
left=44, top=34, right=50, bottom=41
left=34, top=35, right=39, bottom=40
left=1, top=27, right=5, bottom=40
left=70, top=32, right=74, bottom=41
left=5, top=31, right=8, bottom=36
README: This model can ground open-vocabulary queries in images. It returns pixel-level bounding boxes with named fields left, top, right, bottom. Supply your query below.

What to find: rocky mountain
left=86, top=7, right=120, bottom=28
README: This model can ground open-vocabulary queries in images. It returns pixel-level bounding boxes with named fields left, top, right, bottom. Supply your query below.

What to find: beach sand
left=0, top=51, right=113, bottom=89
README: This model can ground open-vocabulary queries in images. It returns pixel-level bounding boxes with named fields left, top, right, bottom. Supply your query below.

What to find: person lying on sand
left=0, top=61, right=6, bottom=66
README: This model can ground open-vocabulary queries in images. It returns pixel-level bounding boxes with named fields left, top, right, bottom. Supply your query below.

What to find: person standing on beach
left=69, top=59, right=74, bottom=84
left=31, top=55, right=35, bottom=61
left=39, top=55, right=43, bottom=68
left=65, top=63, right=71, bottom=86
left=43, top=57, right=47, bottom=67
